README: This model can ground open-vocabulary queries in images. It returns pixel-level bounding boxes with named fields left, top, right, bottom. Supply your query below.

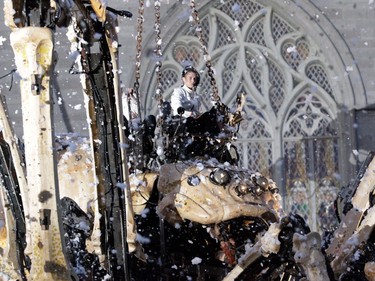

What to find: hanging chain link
left=133, top=0, right=144, bottom=121
left=134, top=0, right=144, bottom=89
left=190, top=0, right=220, bottom=102
left=153, top=0, right=167, bottom=167
left=128, top=0, right=145, bottom=172
left=154, top=0, right=163, bottom=106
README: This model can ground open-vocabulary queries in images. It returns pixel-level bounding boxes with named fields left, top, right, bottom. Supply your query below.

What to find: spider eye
left=187, top=175, right=201, bottom=186
left=253, top=175, right=269, bottom=190
left=235, top=185, right=250, bottom=196
left=209, top=168, right=230, bottom=186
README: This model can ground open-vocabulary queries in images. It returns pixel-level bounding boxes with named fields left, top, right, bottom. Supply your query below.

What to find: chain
left=134, top=0, right=144, bottom=121
left=134, top=0, right=144, bottom=88
left=154, top=0, right=163, bottom=105
left=190, top=0, right=219, bottom=102
left=127, top=0, right=145, bottom=172
left=153, top=0, right=167, bottom=168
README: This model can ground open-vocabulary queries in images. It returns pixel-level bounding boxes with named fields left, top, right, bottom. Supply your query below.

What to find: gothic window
left=268, top=59, right=285, bottom=114
left=247, top=18, right=266, bottom=46
left=283, top=91, right=338, bottom=230
left=238, top=96, right=273, bottom=176
left=245, top=49, right=262, bottom=92
left=159, top=68, right=179, bottom=94
left=282, top=39, right=310, bottom=71
left=145, top=0, right=342, bottom=232
left=305, top=62, right=334, bottom=96
left=272, top=14, right=294, bottom=41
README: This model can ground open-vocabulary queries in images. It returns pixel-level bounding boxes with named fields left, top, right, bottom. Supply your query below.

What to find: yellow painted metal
left=90, top=0, right=106, bottom=22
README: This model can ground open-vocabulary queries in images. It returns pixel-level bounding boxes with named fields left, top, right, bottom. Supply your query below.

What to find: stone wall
left=312, top=0, right=375, bottom=105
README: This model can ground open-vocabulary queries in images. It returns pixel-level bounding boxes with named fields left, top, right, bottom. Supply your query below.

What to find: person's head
left=181, top=65, right=200, bottom=89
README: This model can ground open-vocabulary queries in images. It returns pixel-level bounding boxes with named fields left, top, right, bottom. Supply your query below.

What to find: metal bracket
left=39, top=209, right=51, bottom=230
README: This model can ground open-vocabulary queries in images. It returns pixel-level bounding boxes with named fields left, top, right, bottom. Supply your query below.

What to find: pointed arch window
left=283, top=91, right=339, bottom=230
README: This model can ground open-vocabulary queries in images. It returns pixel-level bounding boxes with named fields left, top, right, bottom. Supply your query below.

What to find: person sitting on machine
left=167, top=65, right=231, bottom=161
left=170, top=65, right=222, bottom=136
left=171, top=65, right=201, bottom=118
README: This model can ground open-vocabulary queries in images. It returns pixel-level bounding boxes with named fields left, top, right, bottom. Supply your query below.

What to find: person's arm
left=170, top=88, right=184, bottom=116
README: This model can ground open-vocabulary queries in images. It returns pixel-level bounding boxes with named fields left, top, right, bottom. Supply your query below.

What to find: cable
left=0, top=69, right=16, bottom=91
